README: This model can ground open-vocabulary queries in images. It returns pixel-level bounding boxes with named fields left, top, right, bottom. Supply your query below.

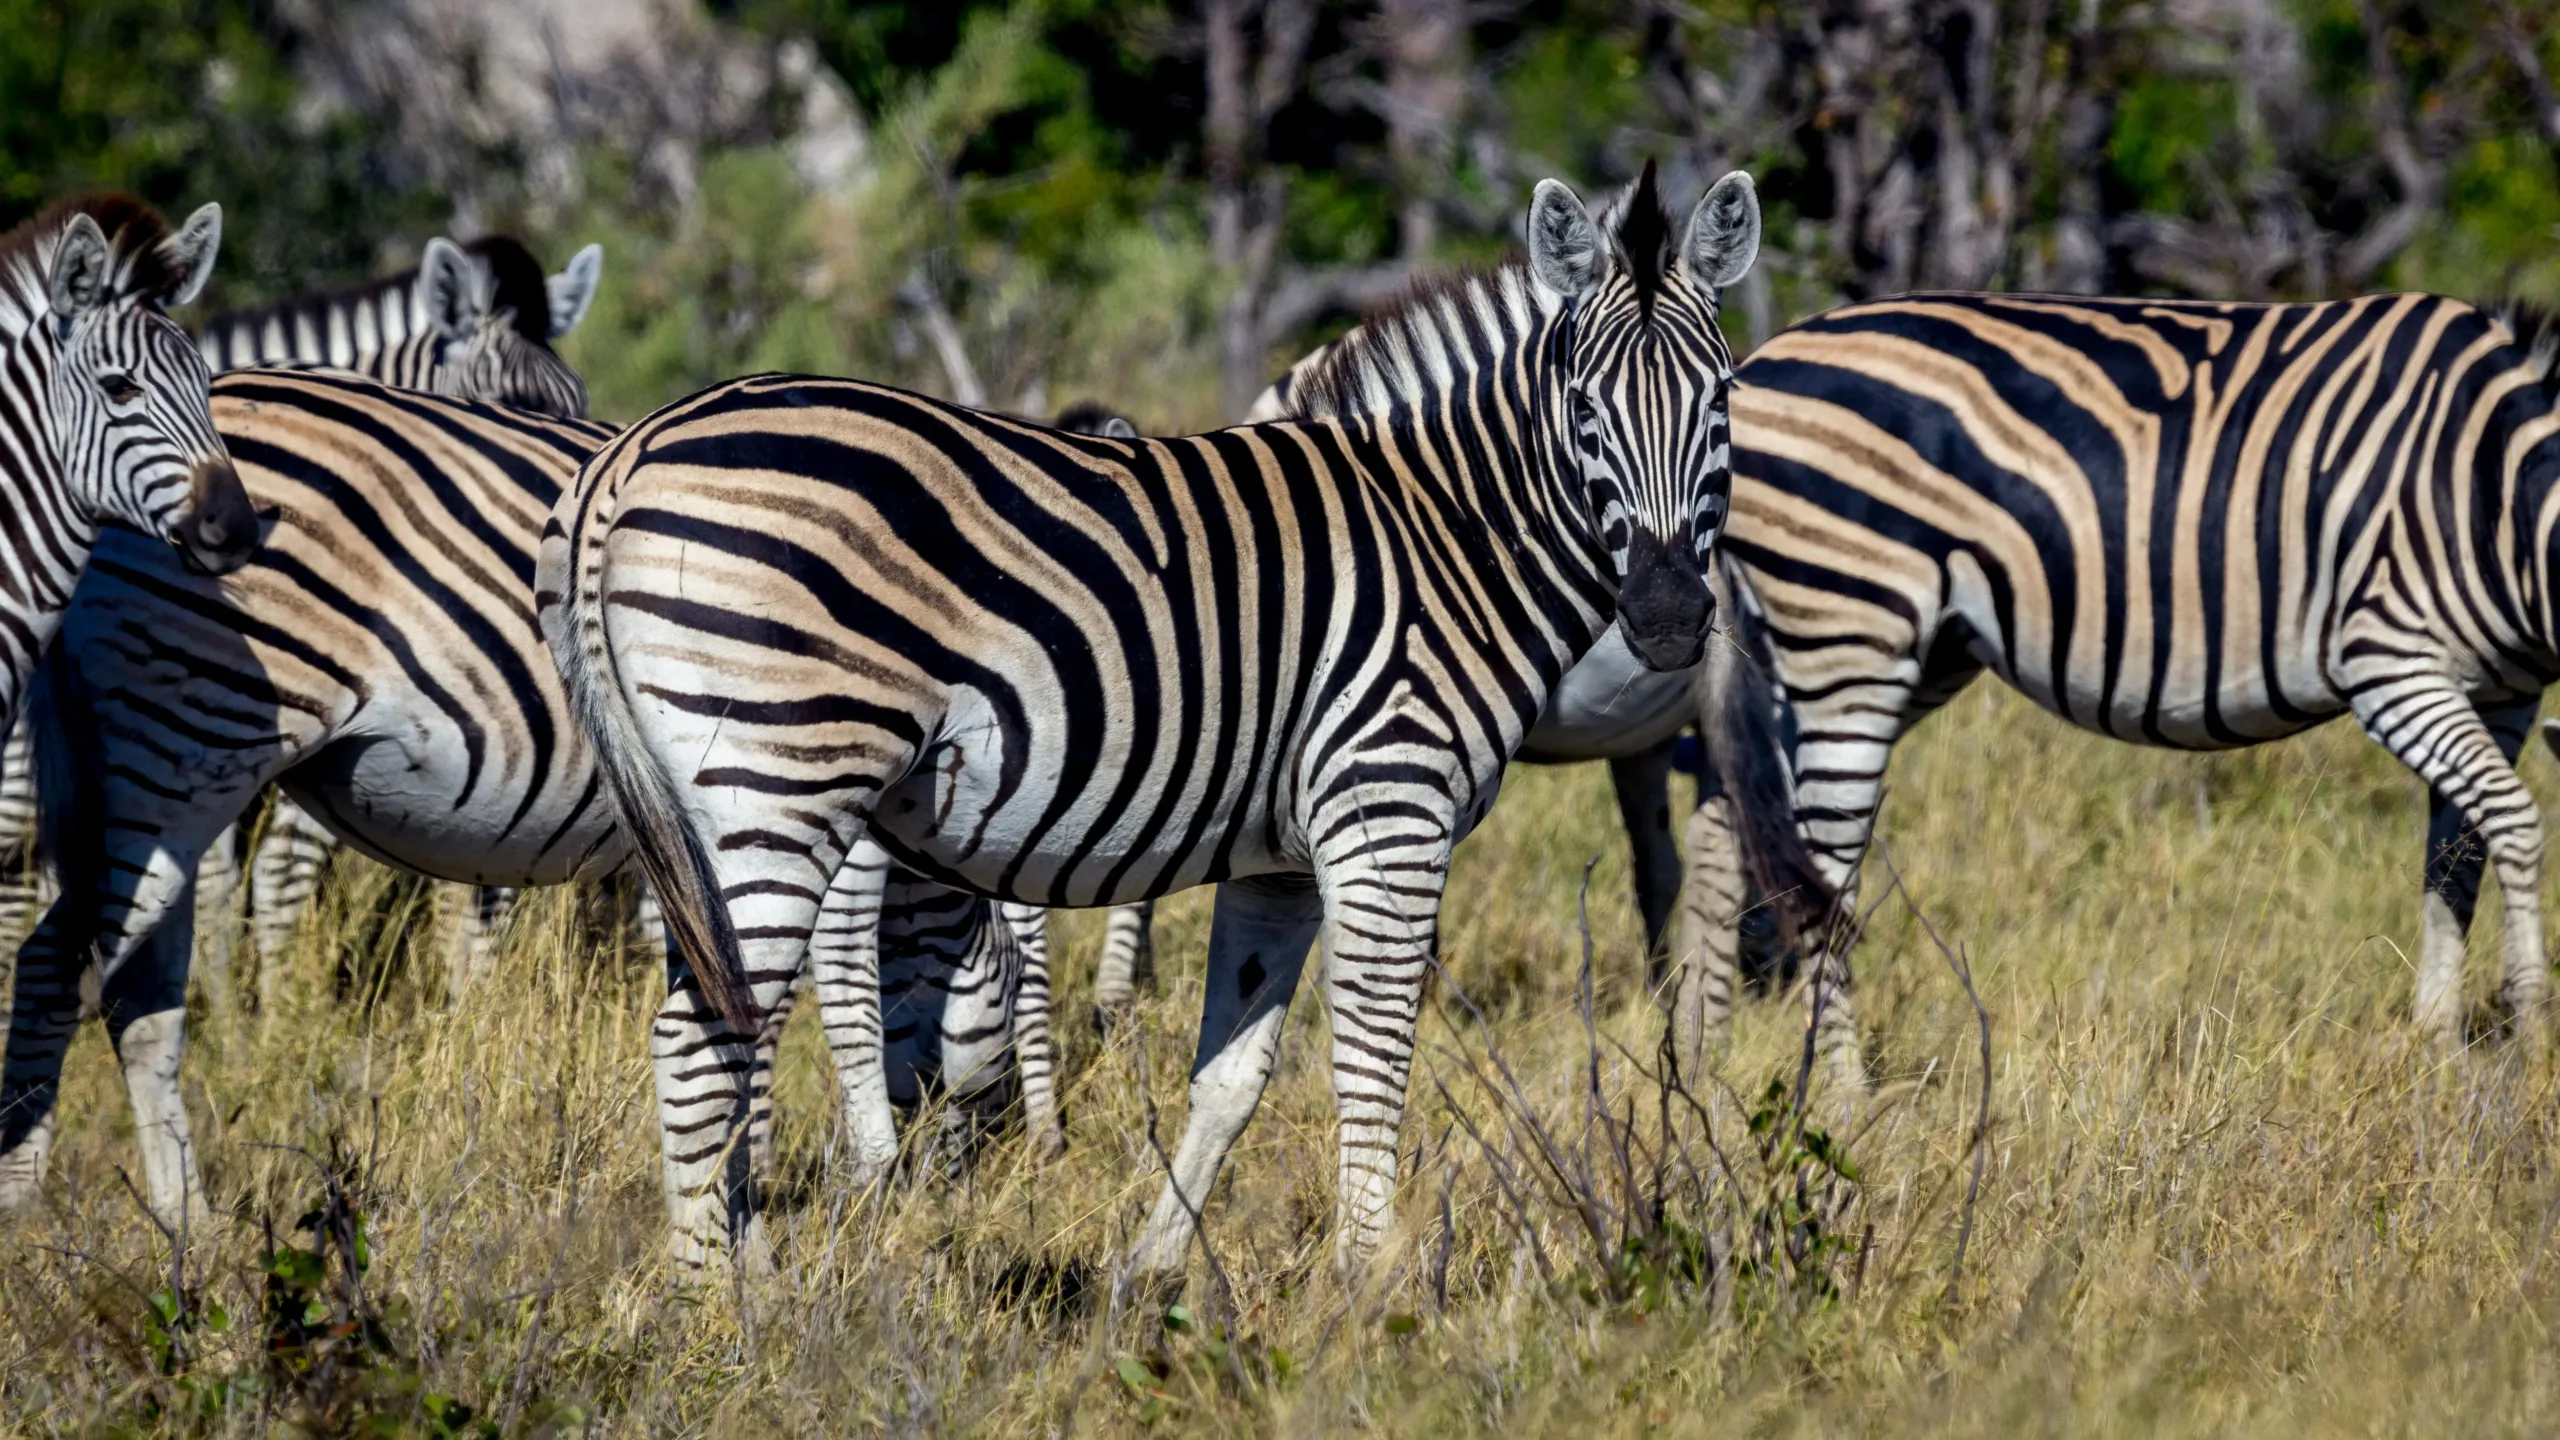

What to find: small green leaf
left=1162, top=1303, right=1193, bottom=1333
left=1116, top=1357, right=1157, bottom=1391
left=1383, top=1312, right=1420, bottom=1336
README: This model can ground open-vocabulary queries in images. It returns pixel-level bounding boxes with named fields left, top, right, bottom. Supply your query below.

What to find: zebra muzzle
left=1617, top=533, right=1712, bottom=672
left=176, top=457, right=258, bottom=576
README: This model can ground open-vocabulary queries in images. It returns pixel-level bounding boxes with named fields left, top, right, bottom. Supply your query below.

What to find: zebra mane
left=0, top=194, right=191, bottom=310
left=202, top=233, right=564, bottom=349
left=2489, top=297, right=2560, bottom=402
left=464, top=236, right=558, bottom=343
left=1294, top=166, right=1680, bottom=422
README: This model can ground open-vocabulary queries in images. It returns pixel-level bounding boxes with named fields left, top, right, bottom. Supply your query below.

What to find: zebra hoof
left=1029, top=1124, right=1068, bottom=1164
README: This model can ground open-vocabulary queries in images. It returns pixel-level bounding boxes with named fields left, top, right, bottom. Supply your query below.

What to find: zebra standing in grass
left=0, top=234, right=610, bottom=980
left=0, top=194, right=261, bottom=1224
left=1691, top=292, right=2560, bottom=1084
left=0, top=370, right=1102, bottom=1229
left=545, top=164, right=1770, bottom=1275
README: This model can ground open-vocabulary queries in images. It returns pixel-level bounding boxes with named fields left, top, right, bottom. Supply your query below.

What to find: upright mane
left=0, top=194, right=188, bottom=306
left=202, top=233, right=562, bottom=347
left=464, top=236, right=558, bottom=344
left=1295, top=162, right=1680, bottom=422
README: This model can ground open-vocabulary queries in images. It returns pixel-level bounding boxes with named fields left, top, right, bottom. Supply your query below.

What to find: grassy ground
left=7, top=682, right=2560, bottom=1435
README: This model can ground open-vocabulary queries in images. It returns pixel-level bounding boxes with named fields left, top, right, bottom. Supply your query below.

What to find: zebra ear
left=418, top=238, right=487, bottom=342
left=547, top=243, right=603, bottom=340
left=1102, top=415, right=1137, bottom=439
left=1527, top=179, right=1606, bottom=299
left=161, top=203, right=223, bottom=308
left=47, top=214, right=111, bottom=320
left=1682, top=171, right=1761, bottom=291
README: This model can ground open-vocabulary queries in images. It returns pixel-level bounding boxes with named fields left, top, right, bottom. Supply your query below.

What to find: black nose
left=1617, top=531, right=1712, bottom=672
left=179, top=457, right=258, bottom=575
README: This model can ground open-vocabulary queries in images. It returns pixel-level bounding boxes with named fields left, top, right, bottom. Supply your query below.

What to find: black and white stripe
left=0, top=194, right=259, bottom=1222
left=543, top=166, right=1762, bottom=1274
left=1701, top=292, right=2560, bottom=1082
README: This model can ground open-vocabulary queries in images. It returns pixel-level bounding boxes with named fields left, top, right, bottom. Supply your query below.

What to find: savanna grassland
left=6, top=679, right=2560, bottom=1437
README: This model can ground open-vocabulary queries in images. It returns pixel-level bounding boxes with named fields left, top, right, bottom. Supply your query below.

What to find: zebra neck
left=1300, top=265, right=1616, bottom=658
left=196, top=270, right=426, bottom=378
left=0, top=301, right=86, bottom=732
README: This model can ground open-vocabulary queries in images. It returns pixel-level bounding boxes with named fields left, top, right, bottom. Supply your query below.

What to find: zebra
left=1674, top=291, right=2560, bottom=1086
left=0, top=370, right=1094, bottom=1231
left=1080, top=346, right=1749, bottom=1038
left=0, top=193, right=260, bottom=1220
left=0, top=232, right=608, bottom=955
left=194, top=234, right=601, bottom=413
left=192, top=234, right=607, bottom=991
left=544, top=163, right=1767, bottom=1276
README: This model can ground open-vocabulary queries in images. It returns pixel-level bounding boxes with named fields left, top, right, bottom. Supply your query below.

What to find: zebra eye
left=98, top=372, right=142, bottom=406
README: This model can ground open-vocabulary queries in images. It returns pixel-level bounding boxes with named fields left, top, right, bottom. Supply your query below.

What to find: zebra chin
left=173, top=456, right=257, bottom=575
left=1616, top=531, right=1713, bottom=671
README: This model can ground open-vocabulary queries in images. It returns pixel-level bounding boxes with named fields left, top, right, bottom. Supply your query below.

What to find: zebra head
left=29, top=198, right=256, bottom=576
left=1530, top=162, right=1759, bottom=672
left=415, top=236, right=601, bottom=417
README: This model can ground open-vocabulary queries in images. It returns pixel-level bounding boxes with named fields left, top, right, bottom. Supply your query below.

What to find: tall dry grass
left=6, top=683, right=2560, bottom=1436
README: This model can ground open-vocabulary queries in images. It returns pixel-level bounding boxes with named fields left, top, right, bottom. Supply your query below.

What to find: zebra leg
left=0, top=715, right=39, bottom=955
left=1093, top=900, right=1156, bottom=1031
left=1314, top=844, right=1453, bottom=1275
left=1127, top=874, right=1323, bottom=1280
left=630, top=874, right=669, bottom=967
left=250, top=795, right=337, bottom=1009
left=2417, top=702, right=2534, bottom=1047
left=1672, top=793, right=1746, bottom=1081
left=0, top=842, right=208, bottom=1227
left=102, top=893, right=206, bottom=1232
left=437, top=883, right=520, bottom=1003
left=1611, top=740, right=1684, bottom=986
left=999, top=902, right=1065, bottom=1160
left=2350, top=679, right=2550, bottom=1050
left=807, top=839, right=902, bottom=1187
left=746, top=979, right=799, bottom=1185
left=191, top=824, right=242, bottom=1017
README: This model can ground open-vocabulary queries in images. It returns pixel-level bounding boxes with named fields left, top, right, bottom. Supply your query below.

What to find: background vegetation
left=6, top=0, right=2560, bottom=1434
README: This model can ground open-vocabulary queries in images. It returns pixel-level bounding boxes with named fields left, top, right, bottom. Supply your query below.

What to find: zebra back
left=194, top=236, right=602, bottom=417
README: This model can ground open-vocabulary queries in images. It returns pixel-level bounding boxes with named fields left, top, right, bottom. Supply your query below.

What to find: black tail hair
left=1698, top=557, right=1835, bottom=953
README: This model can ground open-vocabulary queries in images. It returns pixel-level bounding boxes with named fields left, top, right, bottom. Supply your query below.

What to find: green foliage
left=0, top=0, right=442, bottom=307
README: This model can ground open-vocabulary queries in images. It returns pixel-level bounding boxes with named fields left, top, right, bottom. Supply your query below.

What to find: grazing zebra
left=545, top=163, right=1766, bottom=1275
left=1690, top=291, right=2560, bottom=1084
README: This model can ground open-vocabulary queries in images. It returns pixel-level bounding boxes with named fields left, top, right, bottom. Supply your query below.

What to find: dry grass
left=8, top=683, right=2560, bottom=1436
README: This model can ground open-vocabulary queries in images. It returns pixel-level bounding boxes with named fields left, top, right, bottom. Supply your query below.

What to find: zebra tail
left=1698, top=558, right=1836, bottom=955
left=25, top=645, right=103, bottom=928
left=542, top=494, right=759, bottom=1040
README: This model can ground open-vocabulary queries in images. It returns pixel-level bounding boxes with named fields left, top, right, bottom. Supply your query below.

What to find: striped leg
left=2349, top=673, right=2549, bottom=1050
left=630, top=876, right=669, bottom=966
left=0, top=717, right=38, bottom=954
left=807, top=839, right=902, bottom=1188
left=436, top=883, right=520, bottom=1002
left=1672, top=793, right=1746, bottom=1080
left=1001, top=902, right=1066, bottom=1160
left=745, top=980, right=798, bottom=1184
left=1, top=840, right=212, bottom=1229
left=1093, top=901, right=1156, bottom=1030
left=1610, top=741, right=1684, bottom=984
left=250, top=795, right=338, bottom=993
left=1128, top=874, right=1324, bottom=1278
left=191, top=824, right=242, bottom=1016
left=2417, top=702, right=2535, bottom=1047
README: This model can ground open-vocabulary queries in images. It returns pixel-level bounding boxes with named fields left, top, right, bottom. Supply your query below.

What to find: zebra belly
left=282, top=739, right=625, bottom=889
left=1518, top=622, right=1695, bottom=762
